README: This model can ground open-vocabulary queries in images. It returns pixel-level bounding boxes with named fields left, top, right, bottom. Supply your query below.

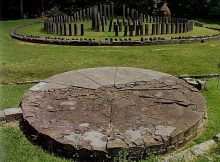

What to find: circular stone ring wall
left=21, top=67, right=206, bottom=160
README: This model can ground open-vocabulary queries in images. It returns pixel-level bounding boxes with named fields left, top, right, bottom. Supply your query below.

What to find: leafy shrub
left=48, top=6, right=65, bottom=17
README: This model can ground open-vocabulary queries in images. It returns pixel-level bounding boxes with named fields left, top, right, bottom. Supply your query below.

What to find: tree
left=208, top=0, right=220, bottom=19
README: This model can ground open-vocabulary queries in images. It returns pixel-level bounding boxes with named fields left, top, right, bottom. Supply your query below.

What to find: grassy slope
left=1, top=19, right=220, bottom=83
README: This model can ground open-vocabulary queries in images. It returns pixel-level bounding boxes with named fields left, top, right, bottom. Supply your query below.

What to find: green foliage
left=113, top=149, right=130, bottom=162
left=208, top=0, right=220, bottom=19
left=48, top=6, right=65, bottom=18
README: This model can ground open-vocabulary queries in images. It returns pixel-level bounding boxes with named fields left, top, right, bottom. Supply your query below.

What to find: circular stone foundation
left=21, top=67, right=206, bottom=160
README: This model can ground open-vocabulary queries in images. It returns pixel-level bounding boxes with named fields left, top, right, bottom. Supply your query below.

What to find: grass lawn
left=0, top=84, right=33, bottom=110
left=1, top=19, right=220, bottom=84
left=0, top=19, right=220, bottom=161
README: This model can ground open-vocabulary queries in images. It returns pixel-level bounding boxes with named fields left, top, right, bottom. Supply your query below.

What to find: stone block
left=143, top=41, right=154, bottom=46
left=4, top=108, right=23, bottom=122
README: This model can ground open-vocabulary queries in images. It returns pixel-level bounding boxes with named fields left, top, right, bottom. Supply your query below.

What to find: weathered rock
left=213, top=133, right=220, bottom=142
left=183, top=78, right=206, bottom=90
left=107, top=138, right=128, bottom=149
left=21, top=67, right=206, bottom=160
left=162, top=139, right=217, bottom=162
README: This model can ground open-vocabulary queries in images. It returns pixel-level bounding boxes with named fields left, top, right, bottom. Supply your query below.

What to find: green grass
left=195, top=79, right=220, bottom=143
left=17, top=19, right=220, bottom=40
left=0, top=123, right=70, bottom=162
left=1, top=19, right=220, bottom=84
left=0, top=84, right=33, bottom=110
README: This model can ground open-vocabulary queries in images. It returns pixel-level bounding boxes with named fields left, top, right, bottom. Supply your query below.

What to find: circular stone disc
left=21, top=67, right=206, bottom=158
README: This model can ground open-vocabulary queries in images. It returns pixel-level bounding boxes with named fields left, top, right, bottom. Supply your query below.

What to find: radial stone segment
left=22, top=67, right=206, bottom=160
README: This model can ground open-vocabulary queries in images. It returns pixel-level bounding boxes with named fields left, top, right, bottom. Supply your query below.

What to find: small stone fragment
left=107, top=138, right=128, bottom=149
left=183, top=78, right=206, bottom=90
left=213, top=133, right=220, bottom=142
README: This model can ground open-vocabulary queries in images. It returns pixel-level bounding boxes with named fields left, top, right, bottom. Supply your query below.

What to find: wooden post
left=101, top=16, right=105, bottom=32
left=123, top=4, right=126, bottom=18
left=69, top=24, right=72, bottom=36
left=124, top=22, right=128, bottom=36
left=63, top=24, right=67, bottom=36
left=60, top=24, right=63, bottom=35
left=166, top=24, right=170, bottom=34
left=74, top=24, right=78, bottom=35
left=97, top=13, right=101, bottom=32
left=171, top=23, right=175, bottom=34
left=108, top=5, right=111, bottom=19
left=127, top=8, right=130, bottom=18
left=104, top=5, right=107, bottom=18
left=100, top=4, right=103, bottom=17
left=81, top=24, right=84, bottom=36
left=152, top=24, right=156, bottom=35
left=145, top=24, right=149, bottom=35
left=175, top=23, right=179, bottom=33
left=129, top=25, right=133, bottom=36
left=114, top=23, right=119, bottom=36
left=140, top=24, right=143, bottom=36
left=109, top=18, right=113, bottom=32
left=111, top=3, right=114, bottom=18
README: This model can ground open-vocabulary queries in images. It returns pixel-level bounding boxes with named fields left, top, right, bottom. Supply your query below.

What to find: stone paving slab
left=44, top=67, right=172, bottom=89
left=77, top=67, right=116, bottom=86
left=45, top=71, right=101, bottom=89
left=21, top=67, right=207, bottom=161
left=4, top=108, right=22, bottom=122
left=29, top=82, right=70, bottom=91
left=114, top=67, right=161, bottom=85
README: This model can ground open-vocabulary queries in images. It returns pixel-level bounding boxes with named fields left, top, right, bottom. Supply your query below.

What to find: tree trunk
left=42, top=0, right=44, bottom=12
left=20, top=0, right=24, bottom=18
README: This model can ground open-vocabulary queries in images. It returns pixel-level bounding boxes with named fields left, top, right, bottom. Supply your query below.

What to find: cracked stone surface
left=21, top=67, right=206, bottom=157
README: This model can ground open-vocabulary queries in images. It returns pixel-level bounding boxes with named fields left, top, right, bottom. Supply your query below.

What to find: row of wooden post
left=112, top=22, right=194, bottom=36
left=44, top=22, right=84, bottom=36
